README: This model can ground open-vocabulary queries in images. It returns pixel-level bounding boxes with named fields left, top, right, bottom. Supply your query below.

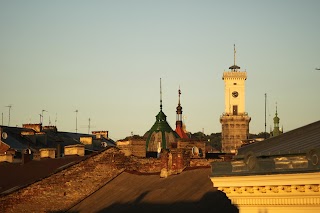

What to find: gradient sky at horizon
left=1, top=0, right=319, bottom=141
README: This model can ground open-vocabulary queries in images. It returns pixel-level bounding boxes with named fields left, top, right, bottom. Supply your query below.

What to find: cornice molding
left=210, top=172, right=320, bottom=210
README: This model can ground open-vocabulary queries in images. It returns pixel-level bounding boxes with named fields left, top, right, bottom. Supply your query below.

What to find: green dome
left=146, top=110, right=179, bottom=152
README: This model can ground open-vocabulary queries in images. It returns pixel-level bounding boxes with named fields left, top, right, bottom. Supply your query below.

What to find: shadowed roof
left=0, top=155, right=87, bottom=194
left=68, top=168, right=229, bottom=213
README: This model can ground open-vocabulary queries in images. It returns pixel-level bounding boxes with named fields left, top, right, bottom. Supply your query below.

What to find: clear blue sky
left=1, top=0, right=319, bottom=141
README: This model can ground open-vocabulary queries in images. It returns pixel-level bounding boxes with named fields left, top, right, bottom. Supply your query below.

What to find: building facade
left=220, top=45, right=251, bottom=153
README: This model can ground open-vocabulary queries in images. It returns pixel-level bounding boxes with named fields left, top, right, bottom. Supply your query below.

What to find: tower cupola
left=175, top=87, right=189, bottom=139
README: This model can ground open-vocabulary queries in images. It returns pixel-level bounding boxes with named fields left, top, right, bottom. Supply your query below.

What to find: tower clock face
left=232, top=91, right=238, bottom=98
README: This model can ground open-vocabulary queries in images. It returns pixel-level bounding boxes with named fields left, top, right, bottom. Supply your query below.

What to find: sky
left=1, top=0, right=319, bottom=141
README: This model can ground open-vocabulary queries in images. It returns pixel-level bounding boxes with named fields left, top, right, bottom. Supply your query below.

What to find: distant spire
left=275, top=102, right=278, bottom=117
left=176, top=86, right=182, bottom=116
left=160, top=78, right=162, bottom=111
left=178, top=85, right=181, bottom=105
left=175, top=86, right=189, bottom=139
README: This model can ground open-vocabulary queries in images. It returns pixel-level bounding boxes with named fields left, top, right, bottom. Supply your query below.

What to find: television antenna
left=41, top=109, right=48, bottom=124
left=55, top=113, right=57, bottom=126
left=39, top=114, right=43, bottom=123
left=80, top=118, right=96, bottom=134
left=5, top=104, right=12, bottom=126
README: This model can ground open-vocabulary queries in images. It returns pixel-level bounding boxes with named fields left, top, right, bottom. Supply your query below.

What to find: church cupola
left=270, top=103, right=283, bottom=137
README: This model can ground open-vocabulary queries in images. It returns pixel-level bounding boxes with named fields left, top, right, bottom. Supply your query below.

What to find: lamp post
left=75, top=110, right=78, bottom=133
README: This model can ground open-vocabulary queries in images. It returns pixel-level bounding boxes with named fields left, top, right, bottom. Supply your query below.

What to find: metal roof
left=236, top=120, right=320, bottom=159
left=145, top=110, right=179, bottom=150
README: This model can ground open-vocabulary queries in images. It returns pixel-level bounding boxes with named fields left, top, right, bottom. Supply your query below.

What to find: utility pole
left=75, top=110, right=78, bottom=133
left=265, top=93, right=267, bottom=139
left=88, top=118, right=91, bottom=134
left=5, top=105, right=12, bottom=126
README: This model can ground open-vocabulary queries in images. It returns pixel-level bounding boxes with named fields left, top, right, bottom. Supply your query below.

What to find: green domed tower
left=270, top=103, right=283, bottom=137
left=145, top=79, right=179, bottom=155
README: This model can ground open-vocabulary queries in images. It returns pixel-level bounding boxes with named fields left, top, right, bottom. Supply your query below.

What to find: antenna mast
left=5, top=105, right=12, bottom=126
left=55, top=113, right=57, bottom=126
left=41, top=109, right=47, bottom=124
left=234, top=44, right=236, bottom=66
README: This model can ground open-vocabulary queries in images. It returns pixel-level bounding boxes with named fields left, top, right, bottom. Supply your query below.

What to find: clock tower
left=220, top=45, right=251, bottom=153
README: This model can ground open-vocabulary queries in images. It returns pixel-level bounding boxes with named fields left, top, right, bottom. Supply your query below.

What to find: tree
left=257, top=132, right=270, bottom=139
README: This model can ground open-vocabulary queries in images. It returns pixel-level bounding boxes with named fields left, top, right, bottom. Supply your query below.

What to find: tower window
left=233, top=83, right=237, bottom=85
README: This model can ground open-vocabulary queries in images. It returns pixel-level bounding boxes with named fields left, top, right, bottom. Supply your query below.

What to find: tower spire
left=160, top=78, right=162, bottom=111
left=175, top=86, right=188, bottom=139
left=178, top=85, right=181, bottom=105
left=271, top=102, right=281, bottom=137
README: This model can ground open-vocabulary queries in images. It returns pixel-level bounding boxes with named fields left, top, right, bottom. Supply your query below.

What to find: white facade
left=210, top=172, right=320, bottom=213
left=223, top=71, right=247, bottom=115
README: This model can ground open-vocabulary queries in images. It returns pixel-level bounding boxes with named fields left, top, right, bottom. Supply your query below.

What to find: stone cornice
left=211, top=172, right=320, bottom=209
left=211, top=172, right=320, bottom=187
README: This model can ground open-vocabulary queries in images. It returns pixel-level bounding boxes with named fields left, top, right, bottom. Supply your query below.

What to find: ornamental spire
left=160, top=78, right=162, bottom=111
left=178, top=85, right=181, bottom=105
left=176, top=86, right=182, bottom=116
